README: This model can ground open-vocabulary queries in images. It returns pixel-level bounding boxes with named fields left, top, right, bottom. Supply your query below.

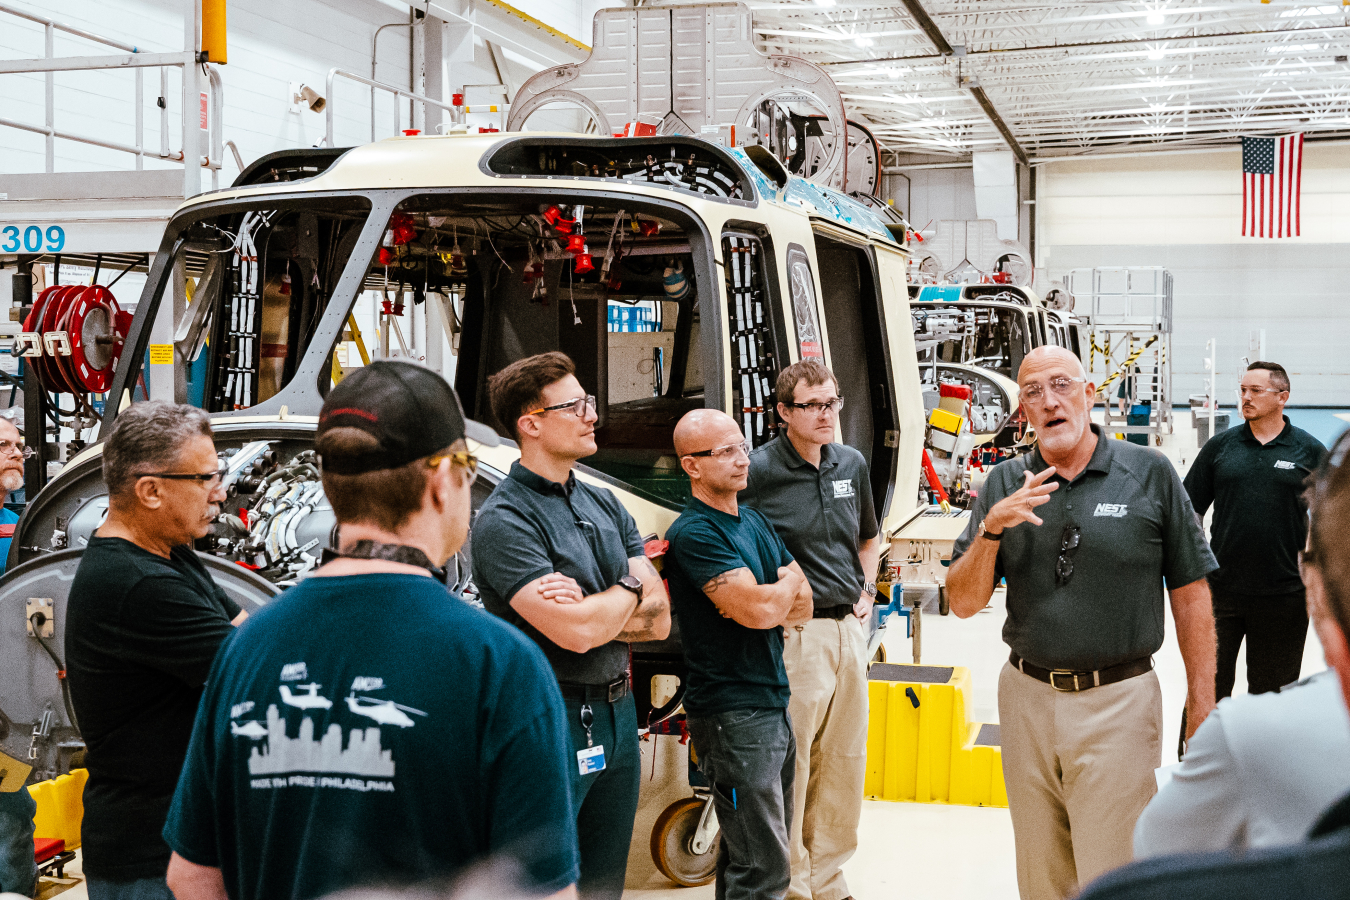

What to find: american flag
left=1242, top=134, right=1303, bottom=238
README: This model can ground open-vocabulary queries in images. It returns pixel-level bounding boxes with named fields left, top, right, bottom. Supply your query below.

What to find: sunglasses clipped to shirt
left=1056, top=523, right=1081, bottom=586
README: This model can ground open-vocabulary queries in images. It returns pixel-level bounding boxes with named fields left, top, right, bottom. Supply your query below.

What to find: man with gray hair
left=65, top=401, right=245, bottom=900
left=0, top=412, right=37, bottom=899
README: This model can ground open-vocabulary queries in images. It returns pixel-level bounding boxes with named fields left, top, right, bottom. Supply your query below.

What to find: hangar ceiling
left=739, top=0, right=1350, bottom=159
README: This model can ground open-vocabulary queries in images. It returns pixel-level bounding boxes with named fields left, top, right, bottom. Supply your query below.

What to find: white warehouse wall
left=0, top=0, right=592, bottom=183
left=1036, top=145, right=1350, bottom=406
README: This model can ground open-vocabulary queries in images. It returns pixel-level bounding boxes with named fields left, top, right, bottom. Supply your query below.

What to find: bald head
left=1018, top=345, right=1086, bottom=384
left=674, top=409, right=742, bottom=458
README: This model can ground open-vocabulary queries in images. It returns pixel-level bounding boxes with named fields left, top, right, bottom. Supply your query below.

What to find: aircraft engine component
left=910, top=220, right=1033, bottom=286
left=0, top=550, right=278, bottom=781
left=209, top=446, right=334, bottom=585
left=505, top=3, right=850, bottom=190
left=918, top=364, right=1020, bottom=508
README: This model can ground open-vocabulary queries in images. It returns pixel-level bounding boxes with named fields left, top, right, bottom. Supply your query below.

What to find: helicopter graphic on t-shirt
left=279, top=683, right=335, bottom=710
left=345, top=694, right=428, bottom=728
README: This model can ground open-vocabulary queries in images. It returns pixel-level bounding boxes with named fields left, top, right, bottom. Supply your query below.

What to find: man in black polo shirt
left=739, top=360, right=877, bottom=900
left=472, top=351, right=670, bottom=900
left=1184, top=361, right=1325, bottom=699
left=666, top=408, right=813, bottom=900
left=947, top=346, right=1218, bottom=900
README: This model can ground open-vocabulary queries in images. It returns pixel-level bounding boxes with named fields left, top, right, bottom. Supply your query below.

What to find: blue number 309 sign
left=1, top=225, right=66, bottom=253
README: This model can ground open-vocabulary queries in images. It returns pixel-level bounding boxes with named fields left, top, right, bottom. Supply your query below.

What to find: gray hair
left=103, top=401, right=213, bottom=496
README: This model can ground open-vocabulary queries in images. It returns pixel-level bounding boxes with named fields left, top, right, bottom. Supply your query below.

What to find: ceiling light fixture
left=1147, top=46, right=1165, bottom=60
left=815, top=0, right=836, bottom=7
left=855, top=35, right=874, bottom=47
left=1146, top=10, right=1165, bottom=25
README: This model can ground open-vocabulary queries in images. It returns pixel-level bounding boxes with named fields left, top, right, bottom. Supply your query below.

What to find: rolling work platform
left=1070, top=266, right=1174, bottom=445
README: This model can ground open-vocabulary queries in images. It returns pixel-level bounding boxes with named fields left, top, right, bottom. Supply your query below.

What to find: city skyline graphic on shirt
left=247, top=703, right=396, bottom=778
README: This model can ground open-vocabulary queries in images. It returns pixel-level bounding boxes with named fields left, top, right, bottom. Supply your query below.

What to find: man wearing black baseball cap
left=163, top=361, right=581, bottom=900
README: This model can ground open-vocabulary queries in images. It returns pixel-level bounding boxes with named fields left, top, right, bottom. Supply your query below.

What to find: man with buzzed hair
left=946, top=346, right=1218, bottom=900
left=1185, top=361, right=1325, bottom=699
left=665, top=409, right=813, bottom=900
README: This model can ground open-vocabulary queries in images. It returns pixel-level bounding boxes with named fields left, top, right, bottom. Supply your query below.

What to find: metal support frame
left=0, top=1, right=222, bottom=196
left=895, top=0, right=1029, bottom=166
left=325, top=68, right=460, bottom=148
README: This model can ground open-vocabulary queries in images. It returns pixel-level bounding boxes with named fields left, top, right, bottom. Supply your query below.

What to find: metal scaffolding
left=1069, top=266, right=1174, bottom=443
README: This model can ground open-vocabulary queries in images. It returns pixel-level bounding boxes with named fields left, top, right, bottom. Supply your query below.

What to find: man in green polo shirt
left=739, top=359, right=878, bottom=900
left=946, top=346, right=1218, bottom=900
left=472, top=351, right=670, bottom=900
left=667, top=408, right=813, bottom=900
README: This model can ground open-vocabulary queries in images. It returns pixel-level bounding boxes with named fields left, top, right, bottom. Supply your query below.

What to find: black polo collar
left=508, top=460, right=576, bottom=498
left=772, top=434, right=838, bottom=472
left=1238, top=415, right=1293, bottom=447
left=1028, top=424, right=1114, bottom=481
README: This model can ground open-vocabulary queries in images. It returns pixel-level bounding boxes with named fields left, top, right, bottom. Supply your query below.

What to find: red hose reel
left=17, top=285, right=134, bottom=396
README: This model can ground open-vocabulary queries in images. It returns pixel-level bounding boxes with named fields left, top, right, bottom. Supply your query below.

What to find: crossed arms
left=509, top=556, right=672, bottom=654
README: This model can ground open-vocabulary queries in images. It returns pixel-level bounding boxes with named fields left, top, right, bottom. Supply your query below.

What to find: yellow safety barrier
left=27, top=768, right=87, bottom=849
left=865, top=663, right=1006, bottom=808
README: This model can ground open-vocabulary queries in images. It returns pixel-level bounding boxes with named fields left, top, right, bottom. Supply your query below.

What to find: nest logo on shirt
left=1094, top=503, right=1129, bottom=518
left=1274, top=460, right=1296, bottom=470
left=230, top=676, right=426, bottom=794
left=833, top=479, right=855, bottom=499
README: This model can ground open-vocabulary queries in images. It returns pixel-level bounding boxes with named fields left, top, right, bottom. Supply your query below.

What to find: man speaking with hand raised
left=946, top=346, right=1218, bottom=900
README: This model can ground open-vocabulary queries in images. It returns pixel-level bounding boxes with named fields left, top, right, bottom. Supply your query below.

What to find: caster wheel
left=871, top=643, right=888, bottom=664
left=651, top=797, right=717, bottom=886
left=938, top=584, right=950, bottom=616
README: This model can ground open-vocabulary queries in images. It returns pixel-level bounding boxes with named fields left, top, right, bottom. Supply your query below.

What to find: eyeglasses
left=784, top=398, right=844, bottom=415
left=135, top=461, right=228, bottom=489
left=1055, top=523, right=1081, bottom=586
left=683, top=440, right=751, bottom=460
left=1021, top=376, right=1086, bottom=406
left=427, top=450, right=479, bottom=485
left=0, top=440, right=34, bottom=460
left=1236, top=386, right=1285, bottom=399
left=527, top=395, right=597, bottom=418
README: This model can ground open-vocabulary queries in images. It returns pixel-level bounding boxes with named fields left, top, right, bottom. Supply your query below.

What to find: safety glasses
left=527, top=395, right=597, bottom=418
left=1055, top=523, right=1081, bottom=586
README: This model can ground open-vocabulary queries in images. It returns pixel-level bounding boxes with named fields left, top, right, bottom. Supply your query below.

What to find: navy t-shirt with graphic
left=164, top=573, right=578, bottom=900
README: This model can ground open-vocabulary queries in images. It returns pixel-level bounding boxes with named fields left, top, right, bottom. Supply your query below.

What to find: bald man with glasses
left=946, top=347, right=1218, bottom=900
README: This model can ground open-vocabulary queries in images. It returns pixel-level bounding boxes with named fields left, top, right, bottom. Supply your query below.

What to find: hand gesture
left=539, top=572, right=585, bottom=604
left=853, top=593, right=872, bottom=620
left=781, top=565, right=814, bottom=628
left=986, top=467, right=1060, bottom=532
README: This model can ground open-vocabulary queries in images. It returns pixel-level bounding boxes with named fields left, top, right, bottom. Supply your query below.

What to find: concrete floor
left=33, top=408, right=1345, bottom=900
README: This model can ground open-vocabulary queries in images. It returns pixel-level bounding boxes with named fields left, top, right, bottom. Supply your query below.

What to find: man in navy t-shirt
left=163, top=362, right=579, bottom=900
left=665, top=409, right=813, bottom=900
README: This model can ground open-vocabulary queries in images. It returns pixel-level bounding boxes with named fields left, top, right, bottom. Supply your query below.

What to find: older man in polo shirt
left=739, top=359, right=878, bottom=900
left=946, top=346, right=1218, bottom=900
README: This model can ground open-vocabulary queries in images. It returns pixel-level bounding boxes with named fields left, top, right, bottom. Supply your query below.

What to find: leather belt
left=558, top=677, right=629, bottom=703
left=813, top=605, right=854, bottom=620
left=1009, top=652, right=1154, bottom=693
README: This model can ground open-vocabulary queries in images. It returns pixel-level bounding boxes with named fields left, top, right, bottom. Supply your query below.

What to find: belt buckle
left=608, top=679, right=625, bottom=703
left=1049, top=670, right=1081, bottom=692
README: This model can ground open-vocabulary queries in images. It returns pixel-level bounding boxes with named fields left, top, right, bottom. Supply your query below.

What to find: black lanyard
left=321, top=540, right=448, bottom=583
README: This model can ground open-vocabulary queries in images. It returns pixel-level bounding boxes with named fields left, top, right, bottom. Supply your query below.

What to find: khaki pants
left=998, top=661, right=1163, bottom=900
left=782, top=615, right=869, bottom=900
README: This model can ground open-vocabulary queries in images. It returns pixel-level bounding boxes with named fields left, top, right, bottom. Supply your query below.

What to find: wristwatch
left=617, top=574, right=644, bottom=606
left=863, top=582, right=878, bottom=598
left=977, top=519, right=1004, bottom=542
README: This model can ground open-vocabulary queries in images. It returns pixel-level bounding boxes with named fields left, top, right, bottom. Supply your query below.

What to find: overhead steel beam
left=897, top=0, right=1029, bottom=166
left=819, top=22, right=1350, bottom=69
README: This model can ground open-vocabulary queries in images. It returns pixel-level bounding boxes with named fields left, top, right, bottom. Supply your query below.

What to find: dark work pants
left=1213, top=587, right=1309, bottom=700
left=687, top=708, right=796, bottom=900
left=564, top=691, right=640, bottom=900
left=0, top=788, right=37, bottom=897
